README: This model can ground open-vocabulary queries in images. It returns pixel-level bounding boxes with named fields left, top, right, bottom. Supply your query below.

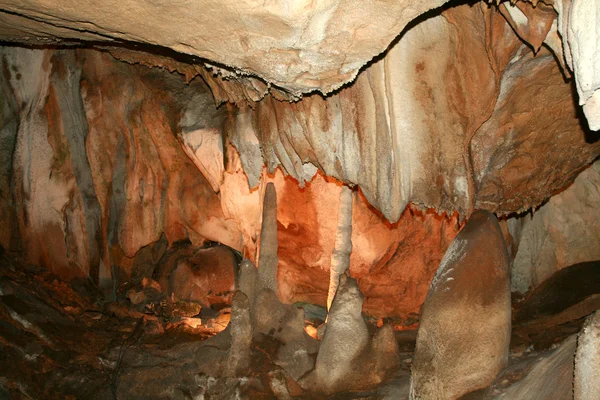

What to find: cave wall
left=0, top=1, right=599, bottom=319
left=0, top=46, right=462, bottom=318
left=0, top=48, right=241, bottom=292
left=511, top=159, right=600, bottom=293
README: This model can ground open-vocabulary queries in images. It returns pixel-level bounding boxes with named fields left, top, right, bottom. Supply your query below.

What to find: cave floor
left=0, top=250, right=587, bottom=399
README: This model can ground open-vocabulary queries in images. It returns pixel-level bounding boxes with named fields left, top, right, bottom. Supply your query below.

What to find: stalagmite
left=326, top=185, right=353, bottom=312
left=224, top=291, right=252, bottom=377
left=574, top=310, right=600, bottom=400
left=237, top=259, right=258, bottom=306
left=410, top=210, right=511, bottom=399
left=305, top=274, right=370, bottom=394
left=302, top=274, right=399, bottom=394
left=257, top=182, right=278, bottom=294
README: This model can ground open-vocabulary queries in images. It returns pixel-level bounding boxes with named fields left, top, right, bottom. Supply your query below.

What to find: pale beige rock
left=511, top=160, right=600, bottom=294
left=303, top=274, right=399, bottom=394
left=327, top=185, right=353, bottom=312
left=575, top=310, right=600, bottom=400
left=554, top=0, right=600, bottom=130
left=0, top=0, right=447, bottom=95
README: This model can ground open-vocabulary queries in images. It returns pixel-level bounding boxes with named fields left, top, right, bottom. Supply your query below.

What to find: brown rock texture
left=163, top=246, right=237, bottom=308
left=472, top=48, right=600, bottom=214
left=410, top=211, right=511, bottom=399
left=0, top=47, right=242, bottom=289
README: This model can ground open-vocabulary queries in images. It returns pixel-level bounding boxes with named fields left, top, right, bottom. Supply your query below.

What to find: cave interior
left=0, top=0, right=599, bottom=399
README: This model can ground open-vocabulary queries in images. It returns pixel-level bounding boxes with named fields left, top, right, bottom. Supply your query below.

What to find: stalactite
left=326, top=185, right=353, bottom=312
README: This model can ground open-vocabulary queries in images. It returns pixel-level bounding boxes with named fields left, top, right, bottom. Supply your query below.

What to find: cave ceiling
left=0, top=0, right=598, bottom=223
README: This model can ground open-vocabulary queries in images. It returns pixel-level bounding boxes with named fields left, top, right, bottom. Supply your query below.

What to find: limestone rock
left=224, top=291, right=252, bottom=377
left=251, top=286, right=318, bottom=381
left=257, top=182, right=278, bottom=294
left=253, top=288, right=288, bottom=338
left=511, top=160, right=600, bottom=294
left=168, top=246, right=236, bottom=309
left=237, top=259, right=258, bottom=306
left=0, top=0, right=448, bottom=95
left=574, top=310, right=600, bottom=400
left=275, top=171, right=460, bottom=320
left=513, top=261, right=600, bottom=336
left=304, top=274, right=398, bottom=394
left=472, top=47, right=600, bottom=215
left=273, top=307, right=318, bottom=381
left=555, top=0, right=600, bottom=130
left=0, top=46, right=245, bottom=289
left=410, top=210, right=511, bottom=400
left=502, top=335, right=577, bottom=400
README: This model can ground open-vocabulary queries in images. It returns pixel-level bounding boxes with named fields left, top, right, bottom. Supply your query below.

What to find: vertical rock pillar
left=327, top=185, right=353, bottom=312
left=257, top=182, right=278, bottom=294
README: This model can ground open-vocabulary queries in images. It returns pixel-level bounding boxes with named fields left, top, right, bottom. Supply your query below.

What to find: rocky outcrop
left=410, top=211, right=511, bottom=399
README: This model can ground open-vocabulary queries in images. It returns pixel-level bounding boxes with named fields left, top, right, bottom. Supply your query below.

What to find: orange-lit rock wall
left=0, top=3, right=599, bottom=319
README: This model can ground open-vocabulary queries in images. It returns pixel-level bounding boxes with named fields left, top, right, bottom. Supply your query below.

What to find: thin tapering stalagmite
left=327, top=185, right=353, bottom=312
left=257, top=182, right=279, bottom=294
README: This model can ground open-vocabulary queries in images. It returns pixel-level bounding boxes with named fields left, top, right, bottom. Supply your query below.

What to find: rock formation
left=327, top=185, right=353, bottom=312
left=511, top=160, right=600, bottom=294
left=257, top=182, right=279, bottom=294
left=502, top=335, right=577, bottom=399
left=0, top=0, right=599, bottom=398
left=410, top=211, right=511, bottom=399
left=303, top=274, right=400, bottom=394
left=575, top=310, right=600, bottom=400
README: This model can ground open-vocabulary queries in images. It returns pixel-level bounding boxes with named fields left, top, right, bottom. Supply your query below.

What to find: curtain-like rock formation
left=227, top=3, right=600, bottom=222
